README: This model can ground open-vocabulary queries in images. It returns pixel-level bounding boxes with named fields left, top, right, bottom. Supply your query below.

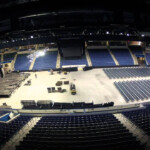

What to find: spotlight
left=141, top=34, right=145, bottom=37
left=37, top=51, right=45, bottom=57
left=31, top=35, right=34, bottom=39
left=106, top=31, right=109, bottom=34
left=127, top=33, right=130, bottom=36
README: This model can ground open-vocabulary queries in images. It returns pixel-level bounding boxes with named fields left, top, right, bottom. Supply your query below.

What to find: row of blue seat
left=114, top=80, right=150, bottom=102
left=88, top=49, right=116, bottom=66
left=104, top=67, right=150, bottom=79
left=33, top=51, right=58, bottom=70
left=130, top=46, right=143, bottom=55
left=146, top=53, right=150, bottom=65
left=4, top=52, right=16, bottom=62
left=15, top=54, right=32, bottom=71
left=61, top=56, right=88, bottom=67
left=111, top=49, right=134, bottom=65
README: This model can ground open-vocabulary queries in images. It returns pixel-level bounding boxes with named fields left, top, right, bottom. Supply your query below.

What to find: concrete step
left=56, top=51, right=61, bottom=68
left=85, top=49, right=92, bottom=66
left=128, top=48, right=138, bottom=65
left=108, top=49, right=119, bottom=65
left=29, top=54, right=36, bottom=70
left=114, top=113, right=150, bottom=150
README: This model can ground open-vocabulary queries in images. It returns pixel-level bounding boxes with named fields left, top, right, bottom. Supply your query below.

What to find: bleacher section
left=33, top=51, right=58, bottom=70
left=61, top=56, right=88, bottom=67
left=130, top=46, right=143, bottom=55
left=0, top=72, right=30, bottom=97
left=114, top=80, right=150, bottom=102
left=16, top=114, right=143, bottom=150
left=3, top=52, right=16, bottom=62
left=0, top=115, right=32, bottom=148
left=123, top=105, right=150, bottom=137
left=88, top=49, right=115, bottom=66
left=146, top=53, right=150, bottom=65
left=104, top=67, right=150, bottom=79
left=111, top=49, right=134, bottom=65
left=15, top=54, right=32, bottom=71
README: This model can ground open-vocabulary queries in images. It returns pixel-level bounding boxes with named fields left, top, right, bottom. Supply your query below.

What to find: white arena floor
left=0, top=68, right=150, bottom=109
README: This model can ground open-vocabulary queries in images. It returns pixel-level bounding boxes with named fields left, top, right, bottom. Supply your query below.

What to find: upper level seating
left=123, top=106, right=150, bottom=136
left=15, top=54, right=31, bottom=71
left=114, top=79, right=150, bottom=102
left=0, top=115, right=32, bottom=148
left=16, top=114, right=143, bottom=150
left=88, top=49, right=115, bottom=66
left=146, top=53, right=150, bottom=65
left=104, top=67, right=150, bottom=79
left=61, top=56, right=88, bottom=67
left=4, top=52, right=16, bottom=62
left=33, top=51, right=57, bottom=70
left=129, top=46, right=143, bottom=55
left=111, top=48, right=134, bottom=65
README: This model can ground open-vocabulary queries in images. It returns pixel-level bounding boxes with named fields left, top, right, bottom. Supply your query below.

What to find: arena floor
left=0, top=68, right=150, bottom=109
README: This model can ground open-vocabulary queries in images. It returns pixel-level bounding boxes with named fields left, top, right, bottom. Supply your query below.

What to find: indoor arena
left=0, top=0, right=150, bottom=150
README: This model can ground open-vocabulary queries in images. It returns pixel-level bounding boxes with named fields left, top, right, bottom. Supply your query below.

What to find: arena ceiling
left=0, top=0, right=149, bottom=36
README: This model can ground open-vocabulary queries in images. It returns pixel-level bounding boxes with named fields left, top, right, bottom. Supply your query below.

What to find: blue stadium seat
left=111, top=49, right=134, bottom=65
left=33, top=51, right=58, bottom=70
left=130, top=46, right=143, bottom=55
left=15, top=54, right=32, bottom=71
left=4, top=53, right=16, bottom=62
left=88, top=49, right=116, bottom=66
left=146, top=53, right=150, bottom=65
left=114, top=79, right=150, bottom=102
left=61, top=56, right=88, bottom=67
left=104, top=67, right=150, bottom=79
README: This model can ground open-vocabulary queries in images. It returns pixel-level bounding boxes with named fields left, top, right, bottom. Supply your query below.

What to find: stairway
left=114, top=113, right=150, bottom=150
left=56, top=51, right=61, bottom=68
left=12, top=53, right=18, bottom=71
left=29, top=54, right=37, bottom=70
left=85, top=48, right=92, bottom=66
left=108, top=49, right=119, bottom=65
left=128, top=48, right=138, bottom=65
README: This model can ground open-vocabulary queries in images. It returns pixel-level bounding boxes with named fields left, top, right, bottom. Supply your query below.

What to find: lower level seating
left=16, top=114, right=143, bottom=150
left=61, top=56, right=88, bottom=67
left=15, top=54, right=32, bottom=71
left=146, top=53, right=150, bottom=65
left=33, top=51, right=58, bottom=70
left=114, top=79, right=150, bottom=102
left=4, top=52, right=16, bottom=62
left=88, top=49, right=115, bottom=66
left=111, top=49, right=134, bottom=65
left=104, top=67, right=150, bottom=79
